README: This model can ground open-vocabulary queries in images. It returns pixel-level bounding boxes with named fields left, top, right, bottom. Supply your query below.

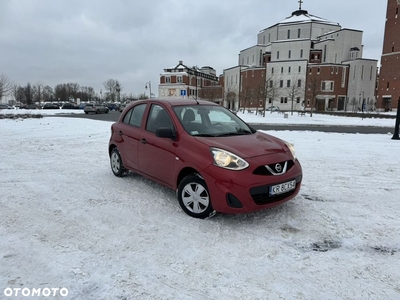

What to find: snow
left=1, top=111, right=400, bottom=299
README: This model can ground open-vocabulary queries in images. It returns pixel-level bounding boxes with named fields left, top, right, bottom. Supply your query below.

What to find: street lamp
left=145, top=81, right=152, bottom=99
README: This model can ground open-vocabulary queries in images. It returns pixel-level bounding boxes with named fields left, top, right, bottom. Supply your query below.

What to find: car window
left=146, top=105, right=174, bottom=133
left=173, top=105, right=252, bottom=137
left=123, top=104, right=146, bottom=127
left=129, top=104, right=146, bottom=127
left=123, top=108, right=133, bottom=124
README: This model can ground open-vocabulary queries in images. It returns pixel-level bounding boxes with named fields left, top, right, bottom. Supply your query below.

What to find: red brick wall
left=377, top=0, right=400, bottom=109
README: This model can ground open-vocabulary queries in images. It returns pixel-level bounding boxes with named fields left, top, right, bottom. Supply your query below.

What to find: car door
left=118, top=103, right=147, bottom=170
left=138, top=104, right=178, bottom=187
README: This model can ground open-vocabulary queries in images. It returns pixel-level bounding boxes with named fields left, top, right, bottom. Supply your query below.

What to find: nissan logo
left=275, top=163, right=282, bottom=172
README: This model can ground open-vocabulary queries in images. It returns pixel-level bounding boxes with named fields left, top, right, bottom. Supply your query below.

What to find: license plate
left=269, top=180, right=296, bottom=196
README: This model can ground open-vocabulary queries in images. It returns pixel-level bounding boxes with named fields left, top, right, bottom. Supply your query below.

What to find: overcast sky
left=0, top=0, right=387, bottom=99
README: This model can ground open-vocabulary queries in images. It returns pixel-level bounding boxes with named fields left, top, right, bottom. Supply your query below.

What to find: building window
left=300, top=49, right=303, bottom=58
left=297, top=79, right=301, bottom=88
left=308, top=83, right=311, bottom=90
left=166, top=76, right=171, bottom=83
left=321, top=81, right=334, bottom=92
left=288, top=50, right=291, bottom=59
left=269, top=97, right=272, bottom=104
left=269, top=80, right=273, bottom=88
left=309, top=68, right=312, bottom=74
left=281, top=67, right=284, bottom=73
left=268, top=33, right=271, bottom=43
left=331, top=67, right=334, bottom=74
left=271, top=67, right=274, bottom=74
left=298, top=28, right=301, bottom=38
left=280, top=97, right=284, bottom=103
left=317, top=67, right=320, bottom=74
left=284, top=97, right=288, bottom=103
left=288, top=66, right=291, bottom=74
left=263, top=35, right=266, bottom=44
left=287, top=30, right=290, bottom=39
left=287, top=80, right=291, bottom=87
left=335, top=67, right=338, bottom=74
left=296, top=97, right=300, bottom=103
left=277, top=51, right=280, bottom=59
left=280, top=80, right=283, bottom=88
left=177, top=76, right=183, bottom=83
left=387, top=82, right=390, bottom=89
left=299, top=66, right=301, bottom=73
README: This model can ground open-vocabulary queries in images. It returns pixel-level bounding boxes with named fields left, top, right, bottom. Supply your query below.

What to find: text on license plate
left=269, top=180, right=296, bottom=196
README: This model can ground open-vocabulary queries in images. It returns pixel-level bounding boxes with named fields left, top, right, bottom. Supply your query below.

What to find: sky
left=1, top=112, right=399, bottom=299
left=0, top=0, right=388, bottom=99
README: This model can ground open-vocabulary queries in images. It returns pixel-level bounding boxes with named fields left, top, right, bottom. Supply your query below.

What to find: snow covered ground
left=1, top=111, right=400, bottom=299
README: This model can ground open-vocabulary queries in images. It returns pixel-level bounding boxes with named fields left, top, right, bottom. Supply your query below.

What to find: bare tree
left=305, top=77, right=321, bottom=117
left=0, top=74, right=13, bottom=101
left=103, top=79, right=122, bottom=102
left=13, top=85, right=26, bottom=104
left=25, top=83, right=33, bottom=105
left=265, top=75, right=282, bottom=116
left=286, top=77, right=304, bottom=115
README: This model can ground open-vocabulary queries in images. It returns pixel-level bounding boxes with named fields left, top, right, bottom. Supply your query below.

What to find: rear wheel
left=110, top=148, right=127, bottom=177
left=177, top=175, right=214, bottom=219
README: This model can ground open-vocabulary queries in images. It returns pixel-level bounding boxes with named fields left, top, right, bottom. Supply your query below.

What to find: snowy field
left=1, top=112, right=400, bottom=299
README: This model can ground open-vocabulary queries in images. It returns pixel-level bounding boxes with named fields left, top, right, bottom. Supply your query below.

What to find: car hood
left=194, top=131, right=288, bottom=158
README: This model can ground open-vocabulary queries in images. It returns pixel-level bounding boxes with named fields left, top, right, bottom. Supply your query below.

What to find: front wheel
left=177, top=175, right=214, bottom=219
left=110, top=148, right=127, bottom=177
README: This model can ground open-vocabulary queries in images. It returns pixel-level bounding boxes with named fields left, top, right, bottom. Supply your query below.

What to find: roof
left=262, top=9, right=340, bottom=31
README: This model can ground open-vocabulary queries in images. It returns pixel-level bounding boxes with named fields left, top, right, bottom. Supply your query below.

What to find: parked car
left=266, top=106, right=280, bottom=112
left=61, top=103, right=79, bottom=109
left=118, top=104, right=126, bottom=112
left=108, top=99, right=302, bottom=219
left=42, top=103, right=60, bottom=109
left=0, top=104, right=14, bottom=109
left=22, top=104, right=39, bottom=109
left=84, top=103, right=109, bottom=114
left=78, top=103, right=87, bottom=109
left=106, top=103, right=119, bottom=111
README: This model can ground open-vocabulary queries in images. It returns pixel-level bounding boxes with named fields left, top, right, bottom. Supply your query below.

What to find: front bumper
left=201, top=155, right=303, bottom=214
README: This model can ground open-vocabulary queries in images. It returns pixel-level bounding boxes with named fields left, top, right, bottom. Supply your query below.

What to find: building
left=223, top=3, right=378, bottom=112
left=158, top=60, right=222, bottom=103
left=377, top=0, right=400, bottom=111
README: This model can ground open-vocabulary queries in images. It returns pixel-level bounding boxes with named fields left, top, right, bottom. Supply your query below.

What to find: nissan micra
left=109, top=99, right=302, bottom=219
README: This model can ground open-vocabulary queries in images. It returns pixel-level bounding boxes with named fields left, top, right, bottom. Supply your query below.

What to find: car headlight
left=284, top=141, right=296, bottom=161
left=210, top=148, right=249, bottom=170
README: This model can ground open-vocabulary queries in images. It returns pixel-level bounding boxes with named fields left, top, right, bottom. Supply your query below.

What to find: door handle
left=141, top=138, right=148, bottom=144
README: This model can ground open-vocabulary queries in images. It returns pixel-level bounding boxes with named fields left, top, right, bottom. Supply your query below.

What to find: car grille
left=253, top=160, right=294, bottom=176
left=250, top=175, right=302, bottom=205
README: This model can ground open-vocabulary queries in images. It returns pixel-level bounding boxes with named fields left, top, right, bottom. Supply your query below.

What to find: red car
left=108, top=99, right=302, bottom=219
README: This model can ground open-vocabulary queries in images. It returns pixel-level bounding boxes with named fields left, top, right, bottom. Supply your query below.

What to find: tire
left=110, top=148, right=127, bottom=177
left=96, top=109, right=100, bottom=114
left=177, top=175, right=214, bottom=219
left=85, top=112, right=88, bottom=114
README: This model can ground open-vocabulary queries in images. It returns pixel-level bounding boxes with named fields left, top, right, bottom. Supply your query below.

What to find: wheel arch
left=176, top=167, right=201, bottom=189
left=109, top=144, right=117, bottom=157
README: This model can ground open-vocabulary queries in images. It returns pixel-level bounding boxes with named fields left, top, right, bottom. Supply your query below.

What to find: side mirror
left=155, top=127, right=176, bottom=139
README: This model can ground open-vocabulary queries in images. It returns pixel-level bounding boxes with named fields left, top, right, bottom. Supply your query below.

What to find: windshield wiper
left=192, top=133, right=217, bottom=137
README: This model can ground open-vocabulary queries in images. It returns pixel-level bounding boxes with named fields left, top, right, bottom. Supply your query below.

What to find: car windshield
left=172, top=105, right=254, bottom=137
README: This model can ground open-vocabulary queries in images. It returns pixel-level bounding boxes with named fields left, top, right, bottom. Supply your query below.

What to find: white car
left=266, top=106, right=280, bottom=112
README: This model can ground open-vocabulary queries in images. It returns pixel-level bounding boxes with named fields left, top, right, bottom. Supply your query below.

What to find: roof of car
left=128, top=98, right=219, bottom=107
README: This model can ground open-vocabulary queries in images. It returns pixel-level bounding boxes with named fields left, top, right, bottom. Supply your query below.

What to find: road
left=53, top=111, right=395, bottom=135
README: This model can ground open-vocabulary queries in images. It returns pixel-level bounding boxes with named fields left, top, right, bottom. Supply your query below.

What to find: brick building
left=377, top=0, right=400, bottom=111
left=223, top=4, right=377, bottom=112
left=158, top=61, right=222, bottom=103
